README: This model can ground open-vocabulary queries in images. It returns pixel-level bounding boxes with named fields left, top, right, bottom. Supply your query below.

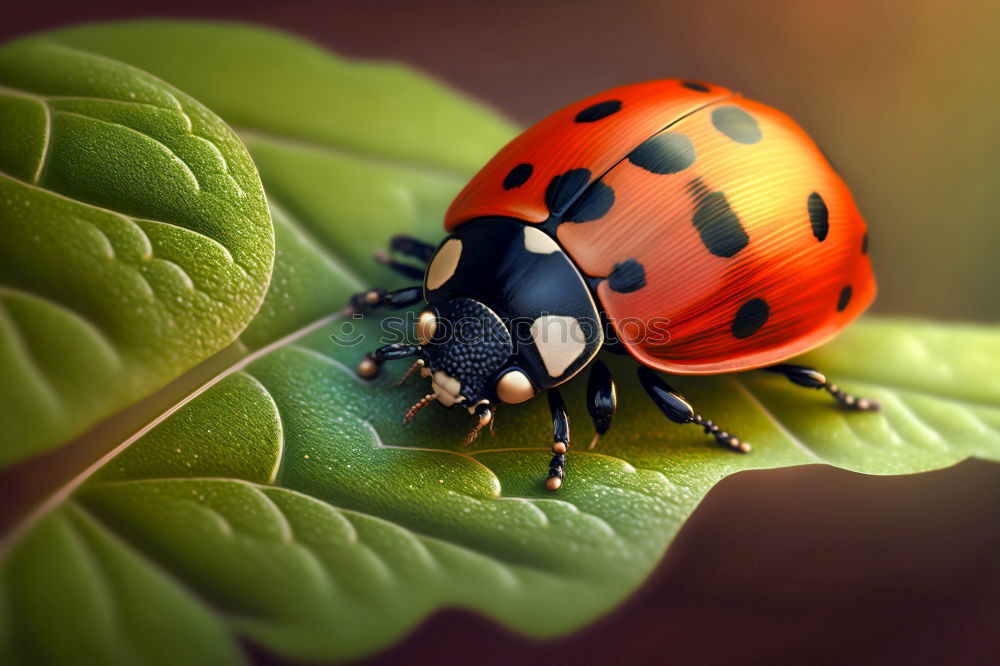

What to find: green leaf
left=0, top=35, right=274, bottom=466
left=36, top=19, right=516, bottom=349
left=2, top=20, right=999, bottom=665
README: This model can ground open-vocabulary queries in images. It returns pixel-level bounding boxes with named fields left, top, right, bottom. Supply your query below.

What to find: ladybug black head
left=416, top=297, right=516, bottom=411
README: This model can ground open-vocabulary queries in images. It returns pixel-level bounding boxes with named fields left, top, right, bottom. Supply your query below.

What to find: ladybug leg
left=546, top=389, right=571, bottom=491
left=390, top=234, right=437, bottom=263
left=357, top=343, right=423, bottom=379
left=348, top=285, right=423, bottom=314
left=764, top=364, right=881, bottom=411
left=637, top=367, right=751, bottom=453
left=374, top=234, right=436, bottom=279
left=585, top=360, right=617, bottom=450
left=375, top=257, right=425, bottom=281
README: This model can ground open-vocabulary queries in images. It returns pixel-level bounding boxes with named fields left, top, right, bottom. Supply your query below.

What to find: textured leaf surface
left=40, top=21, right=518, bottom=346
left=2, top=21, right=999, bottom=665
left=0, top=35, right=273, bottom=466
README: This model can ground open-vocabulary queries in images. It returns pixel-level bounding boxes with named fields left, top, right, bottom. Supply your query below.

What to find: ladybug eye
left=416, top=310, right=437, bottom=345
left=496, top=369, right=535, bottom=404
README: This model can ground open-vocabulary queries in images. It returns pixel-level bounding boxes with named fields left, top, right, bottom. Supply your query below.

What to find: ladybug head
left=407, top=297, right=536, bottom=440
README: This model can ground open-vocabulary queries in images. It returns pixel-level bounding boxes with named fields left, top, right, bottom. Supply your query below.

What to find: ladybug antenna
left=395, top=359, right=425, bottom=387
left=403, top=393, right=437, bottom=425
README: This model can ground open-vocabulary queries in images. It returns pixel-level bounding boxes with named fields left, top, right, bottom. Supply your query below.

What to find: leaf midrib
left=0, top=311, right=342, bottom=556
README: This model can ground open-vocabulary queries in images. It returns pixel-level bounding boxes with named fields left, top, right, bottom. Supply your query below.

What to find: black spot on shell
left=607, top=259, right=646, bottom=293
left=564, top=181, right=615, bottom=222
left=862, top=232, right=869, bottom=254
left=502, top=163, right=533, bottom=190
left=689, top=181, right=749, bottom=257
left=837, top=286, right=853, bottom=312
left=808, top=192, right=829, bottom=241
left=681, top=81, right=711, bottom=92
left=627, top=132, right=696, bottom=174
left=575, top=100, right=622, bottom=122
left=732, top=298, right=769, bottom=338
left=711, top=106, right=762, bottom=144
left=545, top=168, right=593, bottom=216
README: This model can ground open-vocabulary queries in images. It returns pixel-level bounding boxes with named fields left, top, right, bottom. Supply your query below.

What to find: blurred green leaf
left=2, top=20, right=999, bottom=666
left=0, top=35, right=274, bottom=466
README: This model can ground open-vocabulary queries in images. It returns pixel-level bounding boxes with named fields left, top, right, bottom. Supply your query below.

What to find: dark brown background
left=5, top=1, right=1000, bottom=664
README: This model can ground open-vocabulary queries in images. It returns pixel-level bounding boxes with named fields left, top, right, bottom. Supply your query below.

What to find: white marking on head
left=432, top=370, right=464, bottom=407
left=523, top=226, right=560, bottom=254
left=530, top=315, right=586, bottom=377
left=425, top=238, right=462, bottom=290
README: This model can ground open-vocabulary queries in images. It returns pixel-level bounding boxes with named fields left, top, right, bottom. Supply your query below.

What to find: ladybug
left=351, top=79, right=878, bottom=490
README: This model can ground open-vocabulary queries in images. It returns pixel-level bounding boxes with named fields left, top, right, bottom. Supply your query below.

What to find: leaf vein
left=53, top=110, right=202, bottom=192
left=729, top=376, right=823, bottom=462
left=0, top=312, right=350, bottom=556
left=0, top=168, right=250, bottom=282
left=0, top=296, right=64, bottom=415
left=34, top=96, right=52, bottom=184
left=88, top=477, right=592, bottom=580
left=0, top=284, right=122, bottom=370
left=236, top=371, right=286, bottom=485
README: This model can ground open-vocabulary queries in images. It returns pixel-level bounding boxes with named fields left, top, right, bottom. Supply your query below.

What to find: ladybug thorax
left=419, top=218, right=604, bottom=403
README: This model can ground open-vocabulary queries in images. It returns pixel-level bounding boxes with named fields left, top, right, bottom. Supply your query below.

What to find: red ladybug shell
left=445, top=80, right=875, bottom=374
